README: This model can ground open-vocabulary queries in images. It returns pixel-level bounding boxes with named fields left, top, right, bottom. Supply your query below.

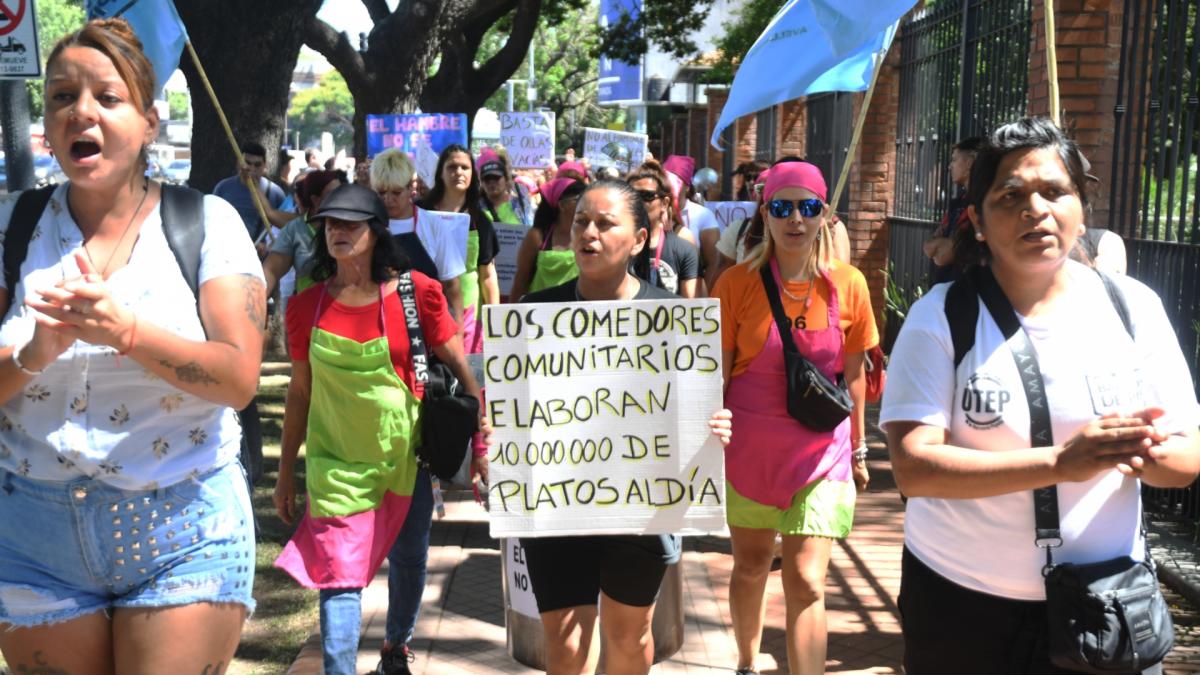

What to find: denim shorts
left=0, top=461, right=256, bottom=627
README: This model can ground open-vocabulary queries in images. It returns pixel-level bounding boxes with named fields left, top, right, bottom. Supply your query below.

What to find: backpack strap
left=159, top=184, right=206, bottom=300
left=3, top=186, right=56, bottom=297
left=1096, top=269, right=1133, bottom=338
left=944, top=268, right=980, bottom=368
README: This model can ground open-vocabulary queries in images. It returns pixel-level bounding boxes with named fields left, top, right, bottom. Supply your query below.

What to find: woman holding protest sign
left=507, top=178, right=585, bottom=302
left=712, top=161, right=877, bottom=675
left=419, top=144, right=500, bottom=352
left=272, top=184, right=485, bottom=675
left=512, top=179, right=733, bottom=675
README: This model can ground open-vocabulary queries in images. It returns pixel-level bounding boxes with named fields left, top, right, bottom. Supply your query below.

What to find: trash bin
left=501, top=538, right=684, bottom=670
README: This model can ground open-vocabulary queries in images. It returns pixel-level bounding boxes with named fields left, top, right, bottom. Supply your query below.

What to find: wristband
left=852, top=446, right=869, bottom=463
left=11, top=340, right=44, bottom=376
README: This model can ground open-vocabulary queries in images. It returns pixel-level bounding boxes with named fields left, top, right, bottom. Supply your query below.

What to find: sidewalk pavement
left=285, top=455, right=905, bottom=675
left=284, top=457, right=1200, bottom=675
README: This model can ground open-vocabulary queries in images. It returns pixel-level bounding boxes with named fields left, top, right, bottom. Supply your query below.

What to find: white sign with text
left=706, top=201, right=760, bottom=233
left=583, top=128, right=648, bottom=172
left=492, top=222, right=528, bottom=297
left=484, top=299, right=726, bottom=538
left=500, top=112, right=556, bottom=170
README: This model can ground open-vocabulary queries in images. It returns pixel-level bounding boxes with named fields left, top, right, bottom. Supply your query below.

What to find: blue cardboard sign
left=597, top=0, right=643, bottom=104
left=366, top=113, right=469, bottom=158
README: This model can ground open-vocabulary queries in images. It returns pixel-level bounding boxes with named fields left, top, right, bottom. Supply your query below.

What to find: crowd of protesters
left=1, top=17, right=1197, bottom=675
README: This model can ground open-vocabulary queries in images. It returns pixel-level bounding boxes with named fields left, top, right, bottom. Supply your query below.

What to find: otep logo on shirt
left=962, top=372, right=1012, bottom=430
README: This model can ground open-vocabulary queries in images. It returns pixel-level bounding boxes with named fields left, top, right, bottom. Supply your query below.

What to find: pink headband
left=663, top=155, right=696, bottom=186
left=556, top=161, right=587, bottom=179
left=539, top=178, right=576, bottom=209
left=762, top=161, right=827, bottom=203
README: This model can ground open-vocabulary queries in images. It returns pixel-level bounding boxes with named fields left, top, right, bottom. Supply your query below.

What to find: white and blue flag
left=711, top=0, right=917, bottom=149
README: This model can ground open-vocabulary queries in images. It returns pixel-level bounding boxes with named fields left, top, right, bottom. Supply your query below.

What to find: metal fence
left=1110, top=0, right=1200, bottom=527
left=888, top=0, right=1032, bottom=318
left=806, top=92, right=853, bottom=218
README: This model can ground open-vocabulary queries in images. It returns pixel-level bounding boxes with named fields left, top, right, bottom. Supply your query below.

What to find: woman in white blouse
left=0, top=19, right=264, bottom=673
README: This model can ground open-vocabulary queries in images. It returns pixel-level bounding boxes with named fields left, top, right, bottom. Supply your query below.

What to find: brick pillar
left=778, top=100, right=806, bottom=159
left=705, top=88, right=730, bottom=178
left=1028, top=0, right=1124, bottom=229
left=688, top=107, right=708, bottom=171
left=848, top=40, right=902, bottom=324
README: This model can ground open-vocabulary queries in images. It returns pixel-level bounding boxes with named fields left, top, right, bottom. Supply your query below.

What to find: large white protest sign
left=415, top=134, right=439, bottom=190
left=501, top=112, right=556, bottom=170
left=707, top=201, right=759, bottom=233
left=492, top=222, right=528, bottom=297
left=504, top=538, right=541, bottom=618
left=583, top=128, right=648, bottom=173
left=484, top=299, right=726, bottom=538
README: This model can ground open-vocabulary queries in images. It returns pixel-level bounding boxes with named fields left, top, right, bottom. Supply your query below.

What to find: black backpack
left=944, top=265, right=1133, bottom=368
left=3, top=184, right=206, bottom=301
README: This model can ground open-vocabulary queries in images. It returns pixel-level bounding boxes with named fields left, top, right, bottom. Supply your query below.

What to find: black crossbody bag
left=396, top=272, right=480, bottom=481
left=972, top=267, right=1173, bottom=673
left=759, top=264, right=852, bottom=432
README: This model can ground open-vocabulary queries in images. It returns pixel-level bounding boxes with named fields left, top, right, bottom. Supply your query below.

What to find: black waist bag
left=397, top=272, right=479, bottom=481
left=1045, top=557, right=1173, bottom=673
left=760, top=265, right=852, bottom=432
left=967, top=265, right=1173, bottom=674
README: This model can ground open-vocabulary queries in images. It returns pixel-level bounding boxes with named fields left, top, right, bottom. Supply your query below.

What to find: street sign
left=0, top=0, right=38, bottom=78
left=597, top=0, right=642, bottom=105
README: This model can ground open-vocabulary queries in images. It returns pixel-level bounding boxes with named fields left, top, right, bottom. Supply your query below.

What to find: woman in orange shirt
left=712, top=162, right=877, bottom=675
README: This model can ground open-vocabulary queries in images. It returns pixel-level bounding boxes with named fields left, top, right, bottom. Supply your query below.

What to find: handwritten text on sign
left=365, top=113, right=468, bottom=158
left=707, top=201, right=759, bottom=232
left=500, top=112, right=556, bottom=170
left=484, top=299, right=726, bottom=538
left=583, top=128, right=648, bottom=171
left=492, top=222, right=528, bottom=297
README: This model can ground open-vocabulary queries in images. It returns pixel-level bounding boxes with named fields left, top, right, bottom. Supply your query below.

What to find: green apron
left=529, top=223, right=578, bottom=292
left=304, top=284, right=421, bottom=518
left=460, top=228, right=481, bottom=313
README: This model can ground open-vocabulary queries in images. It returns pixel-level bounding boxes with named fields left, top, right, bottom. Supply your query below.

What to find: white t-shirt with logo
left=387, top=209, right=468, bottom=282
left=681, top=200, right=719, bottom=243
left=880, top=261, right=1200, bottom=600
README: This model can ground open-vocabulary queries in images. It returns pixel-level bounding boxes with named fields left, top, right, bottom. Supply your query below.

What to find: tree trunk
left=176, top=0, right=321, bottom=192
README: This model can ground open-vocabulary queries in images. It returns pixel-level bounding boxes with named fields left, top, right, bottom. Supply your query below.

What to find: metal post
left=507, top=81, right=514, bottom=112
left=528, top=41, right=536, bottom=112
left=956, top=0, right=977, bottom=141
left=1, top=79, right=35, bottom=192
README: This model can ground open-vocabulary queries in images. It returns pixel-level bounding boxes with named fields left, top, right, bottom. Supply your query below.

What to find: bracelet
left=119, top=313, right=138, bottom=356
left=11, top=341, right=44, bottom=375
left=852, top=446, right=869, bottom=463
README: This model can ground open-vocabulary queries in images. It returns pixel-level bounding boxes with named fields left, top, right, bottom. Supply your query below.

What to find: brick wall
left=845, top=40, right=902, bottom=325
left=778, top=100, right=807, bottom=159
left=688, top=108, right=709, bottom=171
left=1028, top=0, right=1123, bottom=229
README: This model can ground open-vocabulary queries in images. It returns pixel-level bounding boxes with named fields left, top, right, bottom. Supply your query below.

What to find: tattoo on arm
left=241, top=274, right=267, bottom=332
left=200, top=662, right=226, bottom=675
left=14, top=651, right=70, bottom=674
left=158, top=358, right=221, bottom=385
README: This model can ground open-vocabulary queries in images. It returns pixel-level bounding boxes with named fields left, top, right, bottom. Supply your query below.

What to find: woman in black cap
left=271, top=183, right=485, bottom=675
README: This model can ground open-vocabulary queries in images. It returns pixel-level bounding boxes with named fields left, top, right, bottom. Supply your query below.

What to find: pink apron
left=724, top=261, right=853, bottom=509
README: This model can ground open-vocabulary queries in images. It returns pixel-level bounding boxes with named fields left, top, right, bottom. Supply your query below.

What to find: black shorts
left=521, top=535, right=671, bottom=613
left=898, top=547, right=1161, bottom=675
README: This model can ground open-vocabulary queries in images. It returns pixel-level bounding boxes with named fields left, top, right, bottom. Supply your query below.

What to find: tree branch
left=303, top=18, right=371, bottom=97
left=472, top=0, right=540, bottom=98
left=360, top=0, right=389, bottom=24
left=464, top=0, right=518, bottom=33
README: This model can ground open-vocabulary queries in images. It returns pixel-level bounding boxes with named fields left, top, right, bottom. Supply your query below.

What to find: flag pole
left=1044, top=0, right=1060, bottom=123
left=828, top=47, right=887, bottom=213
left=183, top=39, right=274, bottom=242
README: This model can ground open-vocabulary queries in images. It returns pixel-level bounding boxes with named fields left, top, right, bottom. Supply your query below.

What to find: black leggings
left=898, top=548, right=1161, bottom=675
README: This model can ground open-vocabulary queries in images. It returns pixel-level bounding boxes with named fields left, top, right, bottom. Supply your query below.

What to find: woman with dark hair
left=515, top=179, right=732, bottom=675
left=627, top=161, right=700, bottom=298
left=713, top=161, right=876, bottom=675
left=419, top=144, right=500, bottom=352
left=0, top=18, right=265, bottom=672
left=506, top=178, right=585, bottom=302
left=882, top=117, right=1200, bottom=674
left=272, top=183, right=484, bottom=674
left=263, top=169, right=347, bottom=300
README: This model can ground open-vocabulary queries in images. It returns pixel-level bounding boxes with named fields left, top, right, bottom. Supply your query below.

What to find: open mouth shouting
left=69, top=137, right=102, bottom=164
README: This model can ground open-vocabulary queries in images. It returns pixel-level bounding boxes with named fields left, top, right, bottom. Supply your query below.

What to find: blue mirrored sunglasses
left=767, top=198, right=824, bottom=219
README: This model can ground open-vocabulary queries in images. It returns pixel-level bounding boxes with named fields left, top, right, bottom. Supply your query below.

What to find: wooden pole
left=183, top=40, right=274, bottom=242
left=1045, top=0, right=1060, bottom=123
left=828, top=47, right=887, bottom=212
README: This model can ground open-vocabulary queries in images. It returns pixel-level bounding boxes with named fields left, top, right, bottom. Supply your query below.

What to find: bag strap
left=970, top=266, right=1141, bottom=573
left=3, top=186, right=56, bottom=297
left=945, top=271, right=981, bottom=368
left=159, top=185, right=206, bottom=300
left=396, top=271, right=430, bottom=399
left=759, top=262, right=802, bottom=356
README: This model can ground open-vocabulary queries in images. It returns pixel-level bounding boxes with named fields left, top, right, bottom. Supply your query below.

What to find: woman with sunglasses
left=712, top=162, right=877, bottom=675
left=263, top=169, right=347, bottom=304
left=627, top=162, right=700, bottom=298
left=507, top=178, right=585, bottom=302
left=419, top=144, right=500, bottom=353
left=515, top=179, right=732, bottom=675
left=273, top=184, right=482, bottom=675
